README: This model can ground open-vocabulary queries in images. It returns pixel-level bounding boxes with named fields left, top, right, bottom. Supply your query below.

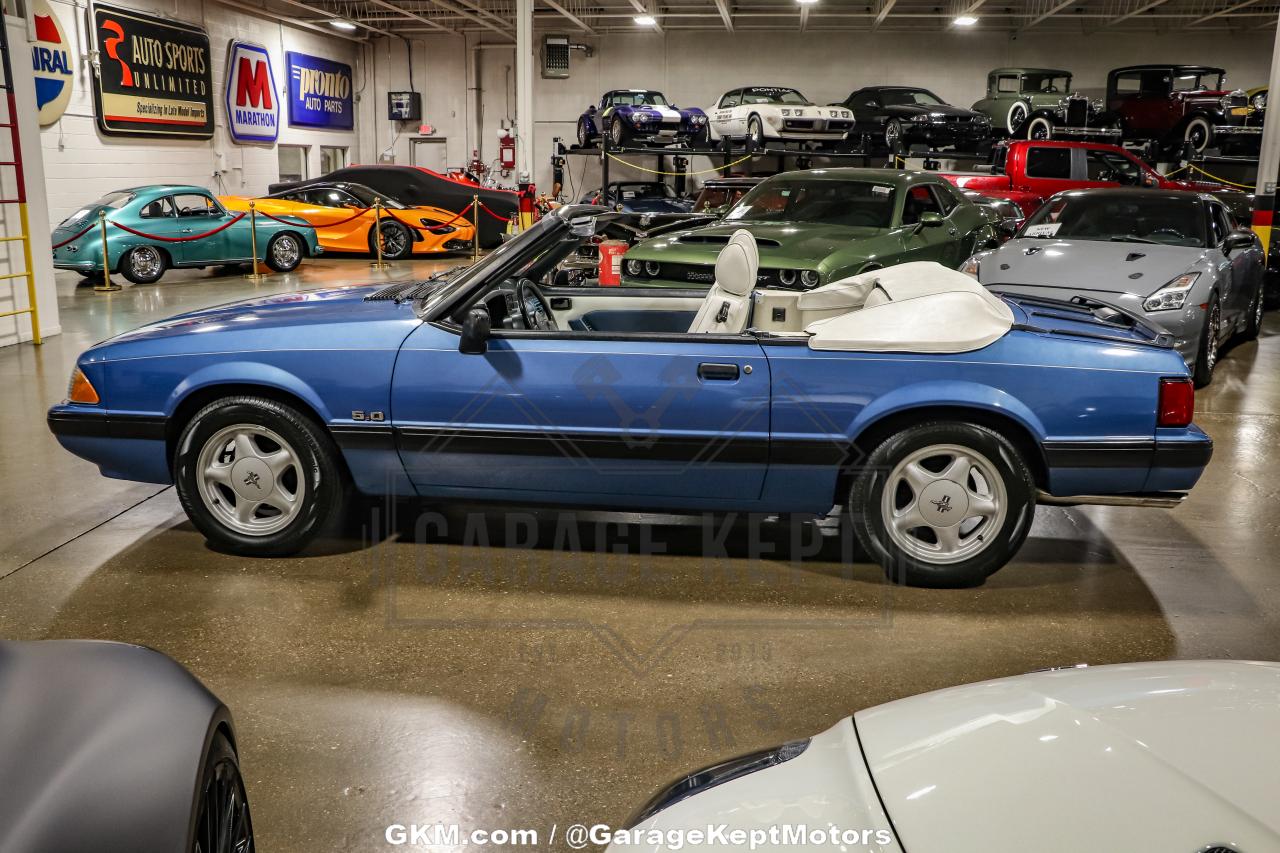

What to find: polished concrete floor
left=2, top=260, right=1279, bottom=851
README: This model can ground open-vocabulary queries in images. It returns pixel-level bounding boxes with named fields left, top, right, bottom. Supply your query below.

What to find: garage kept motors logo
left=32, top=0, right=73, bottom=126
left=225, top=41, right=278, bottom=143
left=91, top=2, right=214, bottom=138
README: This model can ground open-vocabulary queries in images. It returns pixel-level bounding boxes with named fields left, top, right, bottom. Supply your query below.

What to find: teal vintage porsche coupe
left=52, top=185, right=322, bottom=284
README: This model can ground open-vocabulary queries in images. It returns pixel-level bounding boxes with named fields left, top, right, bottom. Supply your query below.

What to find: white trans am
left=708, top=86, right=854, bottom=148
left=606, top=660, right=1280, bottom=851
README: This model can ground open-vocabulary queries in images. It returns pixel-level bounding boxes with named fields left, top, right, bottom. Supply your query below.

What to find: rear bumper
left=1042, top=433, right=1213, bottom=498
left=47, top=406, right=171, bottom=484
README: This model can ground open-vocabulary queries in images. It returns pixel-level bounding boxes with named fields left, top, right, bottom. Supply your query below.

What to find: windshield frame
left=739, top=87, right=811, bottom=106
left=878, top=87, right=946, bottom=107
left=722, top=176, right=900, bottom=228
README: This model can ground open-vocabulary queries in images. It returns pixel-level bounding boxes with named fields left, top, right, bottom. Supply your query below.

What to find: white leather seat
left=688, top=230, right=759, bottom=334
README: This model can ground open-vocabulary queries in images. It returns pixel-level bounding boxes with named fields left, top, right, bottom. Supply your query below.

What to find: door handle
left=550, top=297, right=572, bottom=310
left=698, top=362, right=740, bottom=381
left=180, top=228, right=193, bottom=233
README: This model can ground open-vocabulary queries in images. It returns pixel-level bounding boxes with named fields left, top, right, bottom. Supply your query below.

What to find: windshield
left=740, top=87, right=809, bottom=106
left=1022, top=74, right=1070, bottom=93
left=609, top=91, right=668, bottom=106
left=342, top=184, right=407, bottom=209
left=1173, top=70, right=1224, bottom=91
left=616, top=183, right=675, bottom=200
left=724, top=178, right=897, bottom=228
left=64, top=191, right=133, bottom=224
left=1020, top=194, right=1205, bottom=247
left=879, top=88, right=945, bottom=107
left=693, top=185, right=753, bottom=214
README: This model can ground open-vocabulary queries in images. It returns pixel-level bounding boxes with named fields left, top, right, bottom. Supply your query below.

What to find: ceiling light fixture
left=796, top=0, right=820, bottom=5
left=329, top=18, right=358, bottom=30
left=633, top=14, right=657, bottom=25
left=953, top=14, right=978, bottom=25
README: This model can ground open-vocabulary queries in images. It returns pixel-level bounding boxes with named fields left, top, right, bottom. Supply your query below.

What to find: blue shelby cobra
left=578, top=89, right=710, bottom=148
left=48, top=205, right=1212, bottom=587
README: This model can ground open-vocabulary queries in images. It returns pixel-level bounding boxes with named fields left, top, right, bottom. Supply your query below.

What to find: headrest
left=714, top=229, right=759, bottom=297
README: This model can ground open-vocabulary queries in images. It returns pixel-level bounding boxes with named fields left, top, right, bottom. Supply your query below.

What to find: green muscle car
left=971, top=68, right=1119, bottom=141
left=52, top=185, right=322, bottom=284
left=620, top=169, right=998, bottom=289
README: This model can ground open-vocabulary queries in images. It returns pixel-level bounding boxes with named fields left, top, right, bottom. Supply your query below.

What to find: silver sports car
left=962, top=188, right=1265, bottom=386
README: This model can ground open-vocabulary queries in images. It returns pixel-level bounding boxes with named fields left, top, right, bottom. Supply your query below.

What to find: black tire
left=370, top=219, right=413, bottom=261
left=264, top=232, right=303, bottom=273
left=884, top=118, right=904, bottom=152
left=174, top=396, right=349, bottom=557
left=747, top=115, right=765, bottom=149
left=1242, top=281, right=1264, bottom=341
left=610, top=115, right=631, bottom=147
left=120, top=245, right=167, bottom=284
left=190, top=732, right=253, bottom=853
left=1192, top=294, right=1222, bottom=387
left=1183, top=116, right=1213, bottom=154
left=848, top=421, right=1036, bottom=588
left=577, top=119, right=592, bottom=148
left=1025, top=116, right=1054, bottom=140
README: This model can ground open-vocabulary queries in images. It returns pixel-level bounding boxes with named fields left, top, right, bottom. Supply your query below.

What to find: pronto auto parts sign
left=286, top=51, right=353, bottom=130
left=32, top=0, right=73, bottom=126
left=225, top=41, right=277, bottom=143
left=91, top=3, right=214, bottom=138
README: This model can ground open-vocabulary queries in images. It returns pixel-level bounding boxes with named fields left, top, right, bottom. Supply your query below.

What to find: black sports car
left=836, top=86, right=992, bottom=152
left=0, top=640, right=252, bottom=853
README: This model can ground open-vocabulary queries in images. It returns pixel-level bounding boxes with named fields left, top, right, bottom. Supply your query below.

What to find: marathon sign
left=90, top=3, right=214, bottom=138
left=225, top=41, right=278, bottom=143
left=286, top=51, right=353, bottom=130
left=32, top=0, right=74, bottom=126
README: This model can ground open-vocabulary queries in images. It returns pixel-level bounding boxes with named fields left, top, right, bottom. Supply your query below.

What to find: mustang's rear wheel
left=191, top=732, right=253, bottom=853
left=175, top=396, right=348, bottom=556
left=848, top=422, right=1035, bottom=587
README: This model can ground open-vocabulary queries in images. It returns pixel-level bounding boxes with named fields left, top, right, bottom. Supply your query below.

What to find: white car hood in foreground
left=857, top=660, right=1280, bottom=852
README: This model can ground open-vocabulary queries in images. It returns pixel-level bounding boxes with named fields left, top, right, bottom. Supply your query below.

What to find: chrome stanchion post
left=245, top=202, right=266, bottom=282
left=94, top=210, right=120, bottom=292
left=472, top=195, right=480, bottom=265
left=370, top=197, right=389, bottom=270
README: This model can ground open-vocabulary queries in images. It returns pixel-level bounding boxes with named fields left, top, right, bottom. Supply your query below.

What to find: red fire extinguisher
left=498, top=129, right=516, bottom=173
left=598, top=241, right=627, bottom=286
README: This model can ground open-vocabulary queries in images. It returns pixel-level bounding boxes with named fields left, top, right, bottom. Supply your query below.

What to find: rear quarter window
left=1025, top=146, right=1073, bottom=179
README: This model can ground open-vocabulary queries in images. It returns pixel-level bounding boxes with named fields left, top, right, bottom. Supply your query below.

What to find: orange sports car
left=220, top=181, right=475, bottom=260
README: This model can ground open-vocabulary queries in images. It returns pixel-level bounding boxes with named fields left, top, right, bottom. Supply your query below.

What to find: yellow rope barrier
left=1185, top=163, right=1255, bottom=191
left=604, top=151, right=758, bottom=176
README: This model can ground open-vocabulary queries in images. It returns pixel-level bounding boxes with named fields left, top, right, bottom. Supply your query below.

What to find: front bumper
left=47, top=406, right=171, bottom=484
left=1051, top=126, right=1123, bottom=138
left=903, top=123, right=990, bottom=146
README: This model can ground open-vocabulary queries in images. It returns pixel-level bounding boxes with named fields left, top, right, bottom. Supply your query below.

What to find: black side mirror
left=459, top=307, right=491, bottom=354
left=1224, top=229, right=1255, bottom=252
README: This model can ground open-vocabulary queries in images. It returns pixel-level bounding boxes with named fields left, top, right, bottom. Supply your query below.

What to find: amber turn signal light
left=67, top=367, right=100, bottom=405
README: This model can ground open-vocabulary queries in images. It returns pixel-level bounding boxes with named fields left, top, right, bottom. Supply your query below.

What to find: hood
left=855, top=661, right=1280, bottom=852
left=980, top=238, right=1206, bottom=298
left=620, top=197, right=695, bottom=214
left=634, top=221, right=885, bottom=267
left=85, top=283, right=423, bottom=360
left=884, top=103, right=980, bottom=119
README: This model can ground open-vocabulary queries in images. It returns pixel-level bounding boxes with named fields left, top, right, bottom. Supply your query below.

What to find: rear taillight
left=1158, top=377, right=1194, bottom=428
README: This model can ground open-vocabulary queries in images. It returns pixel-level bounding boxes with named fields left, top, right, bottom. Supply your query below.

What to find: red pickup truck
left=941, top=139, right=1247, bottom=220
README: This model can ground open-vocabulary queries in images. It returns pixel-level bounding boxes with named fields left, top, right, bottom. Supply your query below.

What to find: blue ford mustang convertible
left=48, top=206, right=1212, bottom=587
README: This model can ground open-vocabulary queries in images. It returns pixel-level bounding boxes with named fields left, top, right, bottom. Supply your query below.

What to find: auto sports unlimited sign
left=91, top=3, right=214, bottom=138
left=286, top=52, right=353, bottom=130
left=32, top=0, right=74, bottom=126
left=225, top=41, right=278, bottom=143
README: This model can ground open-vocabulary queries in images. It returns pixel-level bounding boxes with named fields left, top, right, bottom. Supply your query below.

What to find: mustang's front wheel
left=848, top=422, right=1035, bottom=587
left=175, top=396, right=348, bottom=556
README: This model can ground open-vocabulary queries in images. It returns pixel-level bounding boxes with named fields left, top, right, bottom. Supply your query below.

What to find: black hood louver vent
left=677, top=234, right=782, bottom=247
left=365, top=278, right=450, bottom=303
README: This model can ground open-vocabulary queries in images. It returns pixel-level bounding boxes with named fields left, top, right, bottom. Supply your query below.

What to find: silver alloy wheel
left=271, top=234, right=300, bottom=269
left=129, top=246, right=162, bottom=279
left=1206, top=301, right=1222, bottom=372
left=196, top=424, right=305, bottom=536
left=881, top=443, right=1008, bottom=565
left=611, top=117, right=625, bottom=146
left=884, top=120, right=901, bottom=148
left=578, top=120, right=589, bottom=146
left=379, top=223, right=409, bottom=258
left=1255, top=289, right=1265, bottom=331
left=748, top=116, right=763, bottom=147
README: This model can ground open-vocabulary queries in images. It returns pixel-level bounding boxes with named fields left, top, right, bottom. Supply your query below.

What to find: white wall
left=39, top=0, right=363, bottom=227
left=1, top=15, right=58, bottom=346
left=363, top=27, right=1276, bottom=194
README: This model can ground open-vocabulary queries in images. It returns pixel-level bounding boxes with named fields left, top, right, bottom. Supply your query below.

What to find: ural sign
left=225, top=41, right=277, bottom=143
left=286, top=52, right=353, bottom=130
left=91, top=3, right=214, bottom=138
left=32, top=0, right=74, bottom=126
